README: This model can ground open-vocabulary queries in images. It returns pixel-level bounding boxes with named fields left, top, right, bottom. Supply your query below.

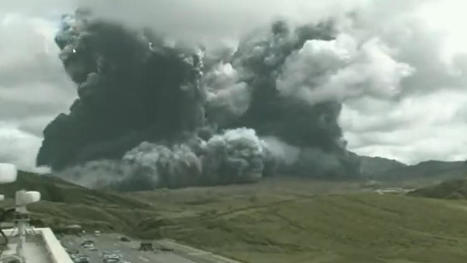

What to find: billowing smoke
left=58, top=128, right=267, bottom=190
left=121, top=128, right=267, bottom=188
left=210, top=21, right=361, bottom=177
left=39, top=10, right=362, bottom=190
left=37, top=9, right=205, bottom=170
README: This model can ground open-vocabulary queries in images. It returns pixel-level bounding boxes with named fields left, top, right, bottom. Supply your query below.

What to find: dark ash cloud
left=38, top=12, right=360, bottom=190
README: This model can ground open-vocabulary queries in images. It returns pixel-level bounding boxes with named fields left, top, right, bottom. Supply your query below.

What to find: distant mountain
left=359, top=156, right=407, bottom=178
left=357, top=155, right=467, bottom=181
left=377, top=160, right=467, bottom=180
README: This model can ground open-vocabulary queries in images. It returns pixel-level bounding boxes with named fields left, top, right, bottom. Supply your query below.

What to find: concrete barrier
left=39, top=228, right=73, bottom=263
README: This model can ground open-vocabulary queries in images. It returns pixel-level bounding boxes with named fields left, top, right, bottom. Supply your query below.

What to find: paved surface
left=157, top=240, right=240, bottom=263
left=2, top=229, right=65, bottom=263
left=3, top=236, right=51, bottom=263
left=59, top=233, right=239, bottom=263
left=23, top=237, right=51, bottom=263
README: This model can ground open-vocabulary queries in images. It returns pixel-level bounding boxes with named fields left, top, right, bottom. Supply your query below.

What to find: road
left=60, top=233, right=196, bottom=263
left=59, top=233, right=239, bottom=263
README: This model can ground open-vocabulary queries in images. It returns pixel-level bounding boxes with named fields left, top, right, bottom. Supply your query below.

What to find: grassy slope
left=0, top=171, right=151, bottom=231
left=4, top=174, right=467, bottom=262
left=172, top=194, right=467, bottom=263
left=409, top=178, right=467, bottom=199
left=126, top=180, right=467, bottom=263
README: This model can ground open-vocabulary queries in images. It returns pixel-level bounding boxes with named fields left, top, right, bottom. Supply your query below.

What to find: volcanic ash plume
left=39, top=11, right=361, bottom=190
left=37, top=9, right=205, bottom=171
left=59, top=128, right=267, bottom=190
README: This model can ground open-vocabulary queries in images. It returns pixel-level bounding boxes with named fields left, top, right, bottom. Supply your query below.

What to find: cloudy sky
left=1, top=0, right=467, bottom=171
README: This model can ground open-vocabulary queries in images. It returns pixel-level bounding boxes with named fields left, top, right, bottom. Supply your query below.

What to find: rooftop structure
left=0, top=163, right=73, bottom=263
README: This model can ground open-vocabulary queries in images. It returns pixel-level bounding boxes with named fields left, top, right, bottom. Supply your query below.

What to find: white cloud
left=416, top=0, right=467, bottom=58
left=0, top=123, right=49, bottom=173
left=333, top=0, right=467, bottom=164
left=341, top=90, right=467, bottom=164
left=0, top=6, right=75, bottom=171
left=277, top=34, right=414, bottom=105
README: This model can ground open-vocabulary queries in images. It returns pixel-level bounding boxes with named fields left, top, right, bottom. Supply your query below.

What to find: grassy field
left=4, top=173, right=467, bottom=262
left=161, top=193, right=467, bottom=263
left=127, top=180, right=467, bottom=263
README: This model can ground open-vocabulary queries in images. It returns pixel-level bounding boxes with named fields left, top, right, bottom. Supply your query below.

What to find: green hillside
left=3, top=173, right=467, bottom=262
left=409, top=178, right=467, bottom=199
left=0, top=171, right=147, bottom=207
left=127, top=182, right=467, bottom=263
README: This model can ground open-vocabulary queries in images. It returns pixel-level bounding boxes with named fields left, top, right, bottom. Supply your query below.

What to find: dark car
left=120, top=236, right=130, bottom=242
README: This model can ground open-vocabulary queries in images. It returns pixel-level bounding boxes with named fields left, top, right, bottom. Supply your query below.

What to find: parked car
left=102, top=251, right=122, bottom=261
left=119, top=236, right=130, bottom=242
left=71, top=254, right=90, bottom=263
left=81, top=240, right=95, bottom=249
left=80, top=240, right=96, bottom=251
